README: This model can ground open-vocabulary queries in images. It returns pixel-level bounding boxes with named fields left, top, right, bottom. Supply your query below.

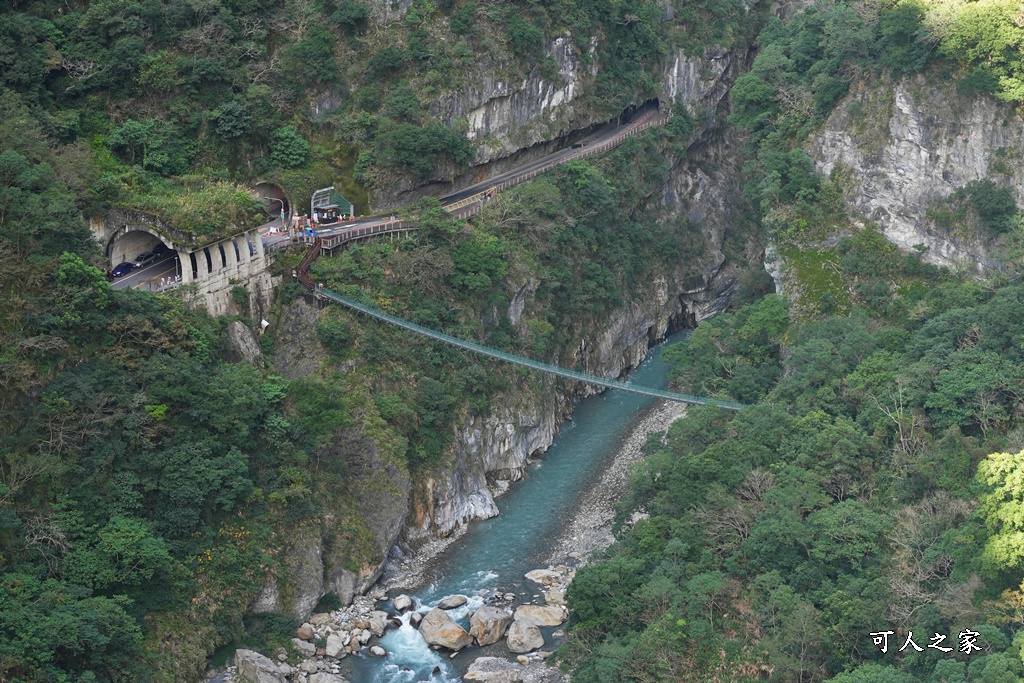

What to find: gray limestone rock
left=506, top=620, right=544, bottom=653
left=419, top=608, right=474, bottom=651
left=224, top=320, right=264, bottom=366
left=469, top=605, right=513, bottom=646
left=234, top=649, right=286, bottom=683
left=438, top=595, right=468, bottom=610
left=368, top=610, right=389, bottom=637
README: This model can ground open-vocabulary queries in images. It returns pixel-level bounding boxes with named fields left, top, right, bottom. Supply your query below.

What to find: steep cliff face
left=399, top=86, right=750, bottom=557
left=429, top=35, right=598, bottom=166
left=373, top=42, right=738, bottom=210
left=812, top=77, right=1024, bottom=270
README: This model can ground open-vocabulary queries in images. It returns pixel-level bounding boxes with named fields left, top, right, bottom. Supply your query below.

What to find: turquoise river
left=342, top=331, right=689, bottom=683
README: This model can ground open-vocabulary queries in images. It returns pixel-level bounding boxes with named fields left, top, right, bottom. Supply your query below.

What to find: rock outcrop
left=812, top=77, right=1024, bottom=271
left=224, top=320, right=264, bottom=366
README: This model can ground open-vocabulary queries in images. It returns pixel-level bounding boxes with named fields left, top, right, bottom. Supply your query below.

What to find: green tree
left=270, top=126, right=310, bottom=169
left=977, top=449, right=1024, bottom=570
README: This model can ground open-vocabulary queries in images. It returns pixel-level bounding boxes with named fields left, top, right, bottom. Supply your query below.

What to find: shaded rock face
left=223, top=321, right=265, bottom=366
left=235, top=649, right=286, bottom=683
left=812, top=77, right=1024, bottom=271
left=419, top=608, right=475, bottom=651
left=430, top=35, right=594, bottom=167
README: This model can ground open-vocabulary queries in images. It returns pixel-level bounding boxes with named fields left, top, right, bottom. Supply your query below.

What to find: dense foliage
left=309, top=131, right=712, bottom=466
left=0, top=90, right=375, bottom=682
left=564, top=269, right=1024, bottom=682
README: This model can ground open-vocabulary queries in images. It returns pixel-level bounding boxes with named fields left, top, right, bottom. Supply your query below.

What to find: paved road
left=261, top=103, right=660, bottom=251
left=111, top=255, right=180, bottom=291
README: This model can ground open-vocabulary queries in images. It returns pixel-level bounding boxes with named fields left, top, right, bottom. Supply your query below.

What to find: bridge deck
left=313, top=287, right=745, bottom=410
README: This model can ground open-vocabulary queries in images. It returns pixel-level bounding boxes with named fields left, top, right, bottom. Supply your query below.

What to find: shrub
left=270, top=126, right=310, bottom=169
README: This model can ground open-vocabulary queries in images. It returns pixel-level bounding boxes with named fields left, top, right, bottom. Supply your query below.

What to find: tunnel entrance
left=107, top=228, right=181, bottom=285
left=253, top=182, right=289, bottom=218
left=619, top=98, right=660, bottom=125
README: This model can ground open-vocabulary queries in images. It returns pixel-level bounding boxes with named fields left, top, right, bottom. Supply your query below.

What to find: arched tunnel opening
left=253, top=182, right=289, bottom=219
left=107, top=229, right=182, bottom=288
left=619, top=98, right=660, bottom=125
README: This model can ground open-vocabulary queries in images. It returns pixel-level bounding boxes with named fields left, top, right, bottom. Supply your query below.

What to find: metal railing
left=311, top=286, right=744, bottom=409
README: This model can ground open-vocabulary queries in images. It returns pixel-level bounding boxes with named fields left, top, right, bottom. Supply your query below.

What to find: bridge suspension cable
left=313, top=287, right=746, bottom=410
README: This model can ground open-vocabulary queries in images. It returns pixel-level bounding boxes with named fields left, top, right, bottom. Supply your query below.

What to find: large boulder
left=291, top=638, right=316, bottom=657
left=506, top=620, right=544, bottom=653
left=368, top=610, right=390, bottom=637
left=296, top=623, right=315, bottom=641
left=469, top=606, right=513, bottom=646
left=325, top=633, right=346, bottom=658
left=394, top=594, right=413, bottom=612
left=234, top=649, right=286, bottom=683
left=438, top=595, right=468, bottom=610
left=419, top=607, right=474, bottom=651
left=524, top=569, right=561, bottom=585
left=513, top=605, right=565, bottom=627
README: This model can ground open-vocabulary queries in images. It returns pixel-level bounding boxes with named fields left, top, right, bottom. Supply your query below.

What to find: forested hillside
left=3, top=0, right=1024, bottom=681
left=562, top=0, right=1024, bottom=681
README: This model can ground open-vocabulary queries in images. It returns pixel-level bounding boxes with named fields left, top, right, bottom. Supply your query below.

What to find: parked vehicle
left=111, top=262, right=134, bottom=277
left=132, top=252, right=157, bottom=268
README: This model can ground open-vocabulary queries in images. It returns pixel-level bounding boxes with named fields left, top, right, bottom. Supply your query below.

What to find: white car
left=132, top=252, right=157, bottom=268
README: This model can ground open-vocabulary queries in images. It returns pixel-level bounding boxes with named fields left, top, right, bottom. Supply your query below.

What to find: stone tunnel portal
left=107, top=227, right=181, bottom=281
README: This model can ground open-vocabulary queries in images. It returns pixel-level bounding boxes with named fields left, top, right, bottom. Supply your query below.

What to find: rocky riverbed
left=220, top=399, right=686, bottom=683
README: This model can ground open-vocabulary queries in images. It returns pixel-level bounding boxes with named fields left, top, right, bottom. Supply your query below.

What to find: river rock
left=368, top=611, right=389, bottom=637
left=310, top=612, right=332, bottom=626
left=309, top=674, right=349, bottom=683
left=438, top=595, right=468, bottom=610
left=506, top=620, right=545, bottom=653
left=410, top=612, right=423, bottom=629
left=517, top=655, right=530, bottom=666
left=543, top=587, right=565, bottom=606
left=370, top=645, right=387, bottom=657
left=513, top=605, right=565, bottom=627
left=325, top=633, right=345, bottom=658
left=419, top=607, right=474, bottom=650
left=296, top=624, right=315, bottom=641
left=358, top=628, right=372, bottom=644
left=292, top=638, right=316, bottom=657
left=235, top=649, right=286, bottom=683
left=524, top=570, right=561, bottom=585
left=469, top=605, right=512, bottom=646
left=394, top=594, right=413, bottom=612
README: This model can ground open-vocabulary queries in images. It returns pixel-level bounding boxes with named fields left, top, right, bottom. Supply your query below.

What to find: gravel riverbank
left=546, top=400, right=687, bottom=566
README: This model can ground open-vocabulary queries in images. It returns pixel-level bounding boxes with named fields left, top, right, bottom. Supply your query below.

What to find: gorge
left=3, top=0, right=1024, bottom=682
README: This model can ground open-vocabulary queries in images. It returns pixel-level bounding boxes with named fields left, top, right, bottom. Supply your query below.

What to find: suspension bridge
left=295, top=105, right=746, bottom=410
left=312, top=286, right=745, bottom=409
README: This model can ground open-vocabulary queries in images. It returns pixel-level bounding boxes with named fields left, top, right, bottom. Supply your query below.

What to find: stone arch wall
left=106, top=224, right=176, bottom=267
left=253, top=181, right=290, bottom=217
